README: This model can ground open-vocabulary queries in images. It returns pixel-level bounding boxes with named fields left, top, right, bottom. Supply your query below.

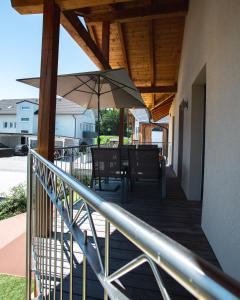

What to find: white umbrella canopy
left=18, top=68, right=146, bottom=109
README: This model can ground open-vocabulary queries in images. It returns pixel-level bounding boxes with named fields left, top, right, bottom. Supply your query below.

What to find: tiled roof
left=0, top=98, right=86, bottom=115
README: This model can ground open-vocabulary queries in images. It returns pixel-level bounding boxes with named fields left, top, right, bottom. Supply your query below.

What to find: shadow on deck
left=47, top=167, right=220, bottom=300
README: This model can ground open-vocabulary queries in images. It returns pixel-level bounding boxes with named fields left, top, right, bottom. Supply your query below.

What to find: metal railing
left=26, top=149, right=240, bottom=299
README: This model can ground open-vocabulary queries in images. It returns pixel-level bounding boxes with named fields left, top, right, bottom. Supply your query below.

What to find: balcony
left=26, top=146, right=240, bottom=299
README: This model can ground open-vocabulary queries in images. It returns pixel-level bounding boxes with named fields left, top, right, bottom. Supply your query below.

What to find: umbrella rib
left=75, top=75, right=98, bottom=95
left=61, top=82, right=86, bottom=99
left=101, top=74, right=139, bottom=93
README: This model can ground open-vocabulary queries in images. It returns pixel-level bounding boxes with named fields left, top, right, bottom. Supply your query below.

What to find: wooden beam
left=84, top=1, right=189, bottom=23
left=154, top=94, right=175, bottom=108
left=137, top=85, right=177, bottom=94
left=116, top=23, right=130, bottom=72
left=149, top=20, right=155, bottom=87
left=87, top=24, right=99, bottom=47
left=11, top=0, right=134, bottom=14
left=38, top=0, right=60, bottom=161
left=61, top=11, right=110, bottom=70
left=102, top=21, right=110, bottom=61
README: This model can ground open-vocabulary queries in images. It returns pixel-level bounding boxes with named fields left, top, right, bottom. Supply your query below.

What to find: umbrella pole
left=97, top=90, right=100, bottom=148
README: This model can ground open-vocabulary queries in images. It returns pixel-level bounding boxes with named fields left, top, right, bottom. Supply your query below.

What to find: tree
left=100, top=109, right=120, bottom=135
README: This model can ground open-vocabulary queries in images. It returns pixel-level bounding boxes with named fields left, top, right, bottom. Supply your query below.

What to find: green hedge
left=0, top=184, right=27, bottom=221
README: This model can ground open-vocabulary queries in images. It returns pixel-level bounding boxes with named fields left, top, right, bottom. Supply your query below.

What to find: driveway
left=0, top=156, right=27, bottom=196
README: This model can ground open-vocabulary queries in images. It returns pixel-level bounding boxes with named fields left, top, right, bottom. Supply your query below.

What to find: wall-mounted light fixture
left=180, top=99, right=188, bottom=110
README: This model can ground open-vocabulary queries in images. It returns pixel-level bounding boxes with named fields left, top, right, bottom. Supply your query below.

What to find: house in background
left=0, top=98, right=96, bottom=147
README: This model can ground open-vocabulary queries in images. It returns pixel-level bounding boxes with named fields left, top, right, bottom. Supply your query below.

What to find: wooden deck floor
left=40, top=168, right=220, bottom=300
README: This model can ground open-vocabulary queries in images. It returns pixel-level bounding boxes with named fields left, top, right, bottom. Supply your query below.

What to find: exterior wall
left=172, top=0, right=240, bottom=279
left=55, top=111, right=95, bottom=139
left=55, top=115, right=75, bottom=137
left=0, top=115, right=16, bottom=133
left=16, top=102, right=38, bottom=134
left=168, top=100, right=176, bottom=166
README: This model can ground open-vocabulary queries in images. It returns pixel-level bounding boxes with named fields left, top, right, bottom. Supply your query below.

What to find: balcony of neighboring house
left=11, top=0, right=240, bottom=299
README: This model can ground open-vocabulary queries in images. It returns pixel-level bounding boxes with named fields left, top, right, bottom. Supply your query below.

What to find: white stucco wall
left=0, top=115, right=16, bottom=133
left=16, top=101, right=38, bottom=134
left=172, top=0, right=240, bottom=280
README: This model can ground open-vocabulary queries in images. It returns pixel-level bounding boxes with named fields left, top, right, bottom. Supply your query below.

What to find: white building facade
left=169, top=0, right=240, bottom=280
left=0, top=98, right=95, bottom=141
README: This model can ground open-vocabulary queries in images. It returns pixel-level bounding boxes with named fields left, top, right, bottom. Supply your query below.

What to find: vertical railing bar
left=49, top=177, right=53, bottom=300
left=104, top=220, right=110, bottom=300
left=26, top=153, right=33, bottom=300
left=82, top=230, right=87, bottom=300
left=53, top=174, right=57, bottom=300
left=45, top=188, right=48, bottom=299
left=40, top=174, right=43, bottom=296
left=60, top=202, right=64, bottom=300
left=69, top=187, right=73, bottom=300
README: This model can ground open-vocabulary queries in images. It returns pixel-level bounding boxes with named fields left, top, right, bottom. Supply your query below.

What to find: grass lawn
left=0, top=274, right=25, bottom=300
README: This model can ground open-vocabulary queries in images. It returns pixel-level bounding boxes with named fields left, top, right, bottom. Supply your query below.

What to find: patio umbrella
left=18, top=68, right=145, bottom=146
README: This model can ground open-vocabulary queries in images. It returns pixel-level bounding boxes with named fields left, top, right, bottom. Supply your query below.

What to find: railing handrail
left=30, top=149, right=240, bottom=300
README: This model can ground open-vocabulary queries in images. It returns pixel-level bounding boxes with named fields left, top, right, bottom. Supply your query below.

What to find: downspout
left=72, top=115, right=77, bottom=138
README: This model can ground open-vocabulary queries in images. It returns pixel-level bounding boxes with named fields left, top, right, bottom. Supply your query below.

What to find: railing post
left=26, top=153, right=33, bottom=300
left=82, top=230, right=87, bottom=300
left=104, top=221, right=110, bottom=300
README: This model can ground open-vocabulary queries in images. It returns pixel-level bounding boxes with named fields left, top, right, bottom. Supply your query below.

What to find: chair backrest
left=91, top=147, right=122, bottom=178
left=128, top=148, right=160, bottom=180
left=119, top=145, right=136, bottom=161
left=138, top=144, right=158, bottom=149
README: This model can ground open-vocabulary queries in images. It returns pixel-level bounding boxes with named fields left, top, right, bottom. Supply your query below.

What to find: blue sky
left=0, top=1, right=97, bottom=99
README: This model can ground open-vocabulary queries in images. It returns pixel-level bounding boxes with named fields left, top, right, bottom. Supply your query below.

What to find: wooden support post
left=119, top=108, right=124, bottom=145
left=37, top=0, right=60, bottom=236
left=38, top=0, right=60, bottom=161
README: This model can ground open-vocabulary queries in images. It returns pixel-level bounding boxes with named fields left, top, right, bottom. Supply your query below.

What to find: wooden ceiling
left=11, top=0, right=188, bottom=121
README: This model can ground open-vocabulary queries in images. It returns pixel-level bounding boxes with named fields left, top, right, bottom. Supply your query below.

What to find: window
left=3, top=122, right=7, bottom=128
left=21, top=130, right=29, bottom=134
left=10, top=122, right=13, bottom=128
left=14, top=122, right=16, bottom=128
left=21, top=117, right=29, bottom=122
left=21, top=106, right=30, bottom=110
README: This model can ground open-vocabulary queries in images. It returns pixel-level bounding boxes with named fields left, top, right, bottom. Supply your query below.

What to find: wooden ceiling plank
left=84, top=1, right=189, bottom=23
left=61, top=11, right=110, bottom=70
left=138, top=85, right=177, bottom=93
left=11, top=0, right=134, bottom=14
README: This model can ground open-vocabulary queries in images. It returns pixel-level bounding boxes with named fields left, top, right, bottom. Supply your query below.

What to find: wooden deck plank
left=36, top=168, right=220, bottom=299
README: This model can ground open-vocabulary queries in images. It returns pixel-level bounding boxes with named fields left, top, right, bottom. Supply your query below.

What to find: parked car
left=14, top=144, right=29, bottom=156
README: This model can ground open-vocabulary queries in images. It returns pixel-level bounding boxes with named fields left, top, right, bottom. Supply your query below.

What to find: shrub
left=0, top=183, right=27, bottom=221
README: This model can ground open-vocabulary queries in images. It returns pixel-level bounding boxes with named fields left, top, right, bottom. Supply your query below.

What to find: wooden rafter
left=11, top=0, right=134, bottom=14
left=117, top=23, right=130, bottom=72
left=61, top=11, right=110, bottom=70
left=137, top=85, right=177, bottom=94
left=154, top=94, right=175, bottom=107
left=87, top=24, right=99, bottom=47
left=83, top=1, right=189, bottom=23
left=149, top=20, right=155, bottom=87
left=102, top=21, right=110, bottom=61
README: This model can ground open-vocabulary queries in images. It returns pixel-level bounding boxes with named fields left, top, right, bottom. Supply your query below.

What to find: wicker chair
left=91, top=147, right=128, bottom=202
left=128, top=148, right=166, bottom=200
